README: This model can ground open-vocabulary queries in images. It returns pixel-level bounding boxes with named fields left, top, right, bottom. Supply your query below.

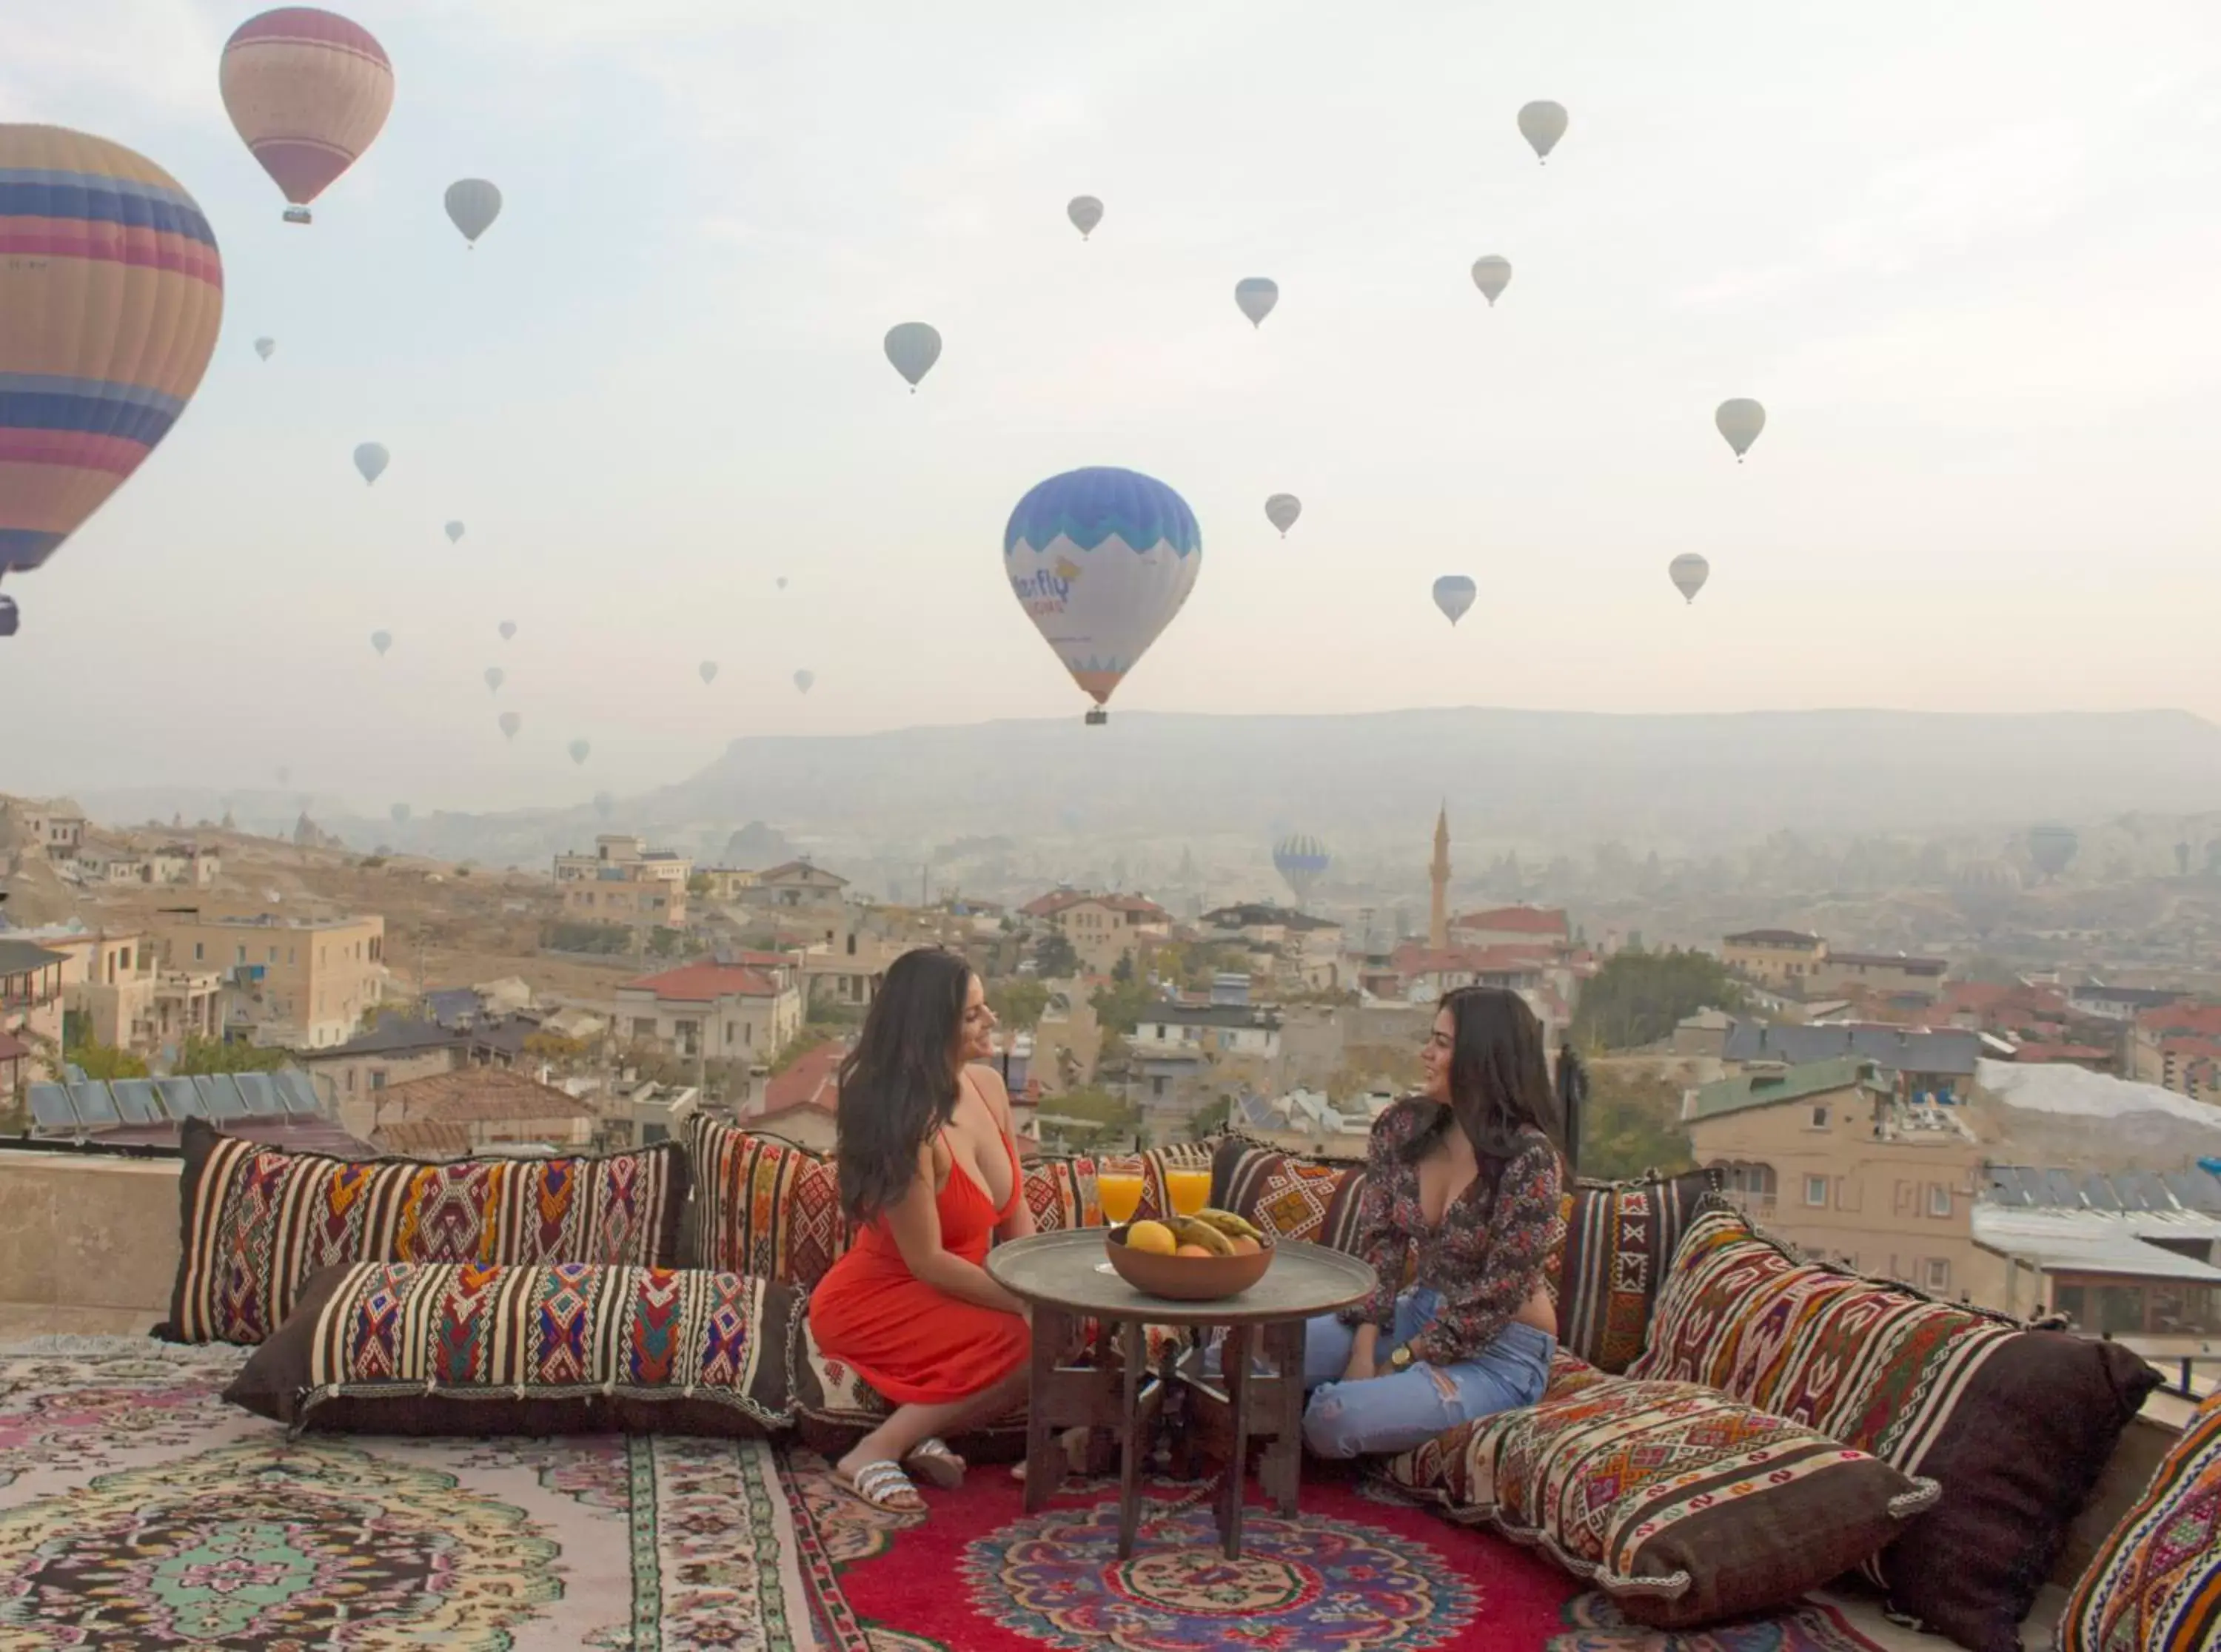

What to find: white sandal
left=839, top=1460, right=925, bottom=1512
left=904, top=1437, right=965, bottom=1489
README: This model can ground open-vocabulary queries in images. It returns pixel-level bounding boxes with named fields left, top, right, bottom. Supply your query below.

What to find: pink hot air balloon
left=220, top=8, right=394, bottom=225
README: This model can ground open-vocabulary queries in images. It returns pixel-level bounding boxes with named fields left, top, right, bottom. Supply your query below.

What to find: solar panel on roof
left=66, top=1081, right=120, bottom=1128
left=274, top=1070, right=321, bottom=1115
left=2078, top=1173, right=2123, bottom=1213
left=2164, top=1170, right=2221, bottom=1213
left=27, top=1083, right=76, bottom=1132
left=193, top=1074, right=246, bottom=1120
left=155, top=1077, right=204, bottom=1118
left=2043, top=1169, right=2082, bottom=1209
left=234, top=1073, right=281, bottom=1116
left=110, top=1079, right=161, bottom=1126
left=61, top=1064, right=86, bottom=1085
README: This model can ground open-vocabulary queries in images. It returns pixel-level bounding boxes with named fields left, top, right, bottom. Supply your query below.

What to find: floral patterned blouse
left=1336, top=1096, right=1566, bottom=1368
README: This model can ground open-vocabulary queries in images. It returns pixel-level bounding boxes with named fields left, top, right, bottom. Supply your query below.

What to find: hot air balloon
left=1471, top=255, right=1511, bottom=306
left=369, top=629, right=391, bottom=656
left=443, top=178, right=501, bottom=246
left=1715, top=398, right=1765, bottom=461
left=498, top=711, right=521, bottom=741
left=1264, top=494, right=1302, bottom=537
left=219, top=8, right=394, bottom=225
left=389, top=802, right=409, bottom=825
left=1518, top=101, right=1568, bottom=163
left=1067, top=195, right=1103, bottom=239
left=0, top=596, right=16, bottom=638
left=793, top=669, right=815, bottom=694
left=354, top=443, right=388, bottom=484
left=483, top=666, right=503, bottom=694
left=2028, top=824, right=2079, bottom=881
left=0, top=128, right=224, bottom=623
left=568, top=739, right=591, bottom=766
left=1273, top=834, right=1331, bottom=908
left=1433, top=575, right=1475, bottom=626
left=1668, top=554, right=1709, bottom=604
left=1235, top=278, right=1279, bottom=328
left=775, top=577, right=788, bottom=591
left=699, top=661, right=718, bottom=685
left=444, top=521, right=464, bottom=544
left=884, top=323, right=941, bottom=392
left=255, top=337, right=276, bottom=360
left=592, top=790, right=614, bottom=820
left=498, top=620, right=517, bottom=642
left=1005, top=466, right=1201, bottom=725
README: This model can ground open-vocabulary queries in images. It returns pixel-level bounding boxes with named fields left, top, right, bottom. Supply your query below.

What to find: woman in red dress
left=808, top=947, right=1034, bottom=1512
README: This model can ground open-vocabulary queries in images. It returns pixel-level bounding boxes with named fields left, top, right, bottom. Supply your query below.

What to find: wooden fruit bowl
left=1105, top=1224, right=1275, bottom=1301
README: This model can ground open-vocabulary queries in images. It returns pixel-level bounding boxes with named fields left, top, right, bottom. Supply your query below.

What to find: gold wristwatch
left=1387, top=1345, right=1414, bottom=1371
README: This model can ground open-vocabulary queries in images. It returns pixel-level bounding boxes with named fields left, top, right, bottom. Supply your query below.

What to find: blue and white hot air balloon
left=1433, top=575, right=1476, bottom=626
left=1273, top=833, right=1331, bottom=907
left=1005, top=466, right=1201, bottom=725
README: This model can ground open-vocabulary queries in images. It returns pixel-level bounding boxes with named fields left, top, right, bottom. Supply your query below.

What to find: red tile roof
left=1024, top=890, right=1168, bottom=921
left=2009, top=1042, right=2113, bottom=1064
left=762, top=1041, right=845, bottom=1116
left=1452, top=906, right=1570, bottom=936
left=0, top=1031, right=28, bottom=1062
left=2139, top=1002, right=2221, bottom=1038
left=1390, top=942, right=1553, bottom=976
left=377, top=1066, right=597, bottom=1123
left=622, top=961, right=782, bottom=1001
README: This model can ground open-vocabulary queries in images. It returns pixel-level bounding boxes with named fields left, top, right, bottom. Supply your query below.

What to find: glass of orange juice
left=1098, top=1157, right=1145, bottom=1226
left=1166, top=1165, right=1210, bottom=1218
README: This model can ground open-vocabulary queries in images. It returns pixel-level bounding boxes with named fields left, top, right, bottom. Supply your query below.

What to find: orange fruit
left=1125, top=1220, right=1176, bottom=1256
left=1175, top=1243, right=1215, bottom=1258
left=1227, top=1235, right=1262, bottom=1255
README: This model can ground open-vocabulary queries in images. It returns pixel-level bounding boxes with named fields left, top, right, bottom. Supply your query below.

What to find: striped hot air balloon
left=220, top=8, right=393, bottom=225
left=0, top=127, right=224, bottom=620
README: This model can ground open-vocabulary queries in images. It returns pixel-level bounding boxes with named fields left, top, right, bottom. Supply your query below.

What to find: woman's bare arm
left=882, top=1138, right=1028, bottom=1315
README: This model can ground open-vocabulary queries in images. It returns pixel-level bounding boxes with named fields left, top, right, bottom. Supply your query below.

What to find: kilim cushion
left=2057, top=1389, right=2221, bottom=1652
left=162, top=1118, right=689, bottom=1347
left=1631, top=1206, right=2160, bottom=1652
left=1556, top=1169, right=1721, bottom=1374
left=1382, top=1369, right=1938, bottom=1628
left=225, top=1260, right=794, bottom=1437
left=1207, top=1135, right=1369, bottom=1250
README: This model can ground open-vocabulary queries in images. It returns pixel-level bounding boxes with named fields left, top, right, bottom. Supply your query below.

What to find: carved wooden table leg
left=1214, top=1323, right=1251, bottom=1559
left=1261, top=1319, right=1304, bottom=1515
left=1116, top=1317, right=1145, bottom=1558
left=1022, top=1303, right=1071, bottom=1513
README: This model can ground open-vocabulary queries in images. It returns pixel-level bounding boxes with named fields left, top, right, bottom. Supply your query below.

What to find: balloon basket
left=0, top=596, right=17, bottom=637
left=1085, top=708, right=1108, bottom=726
left=283, top=206, right=311, bottom=225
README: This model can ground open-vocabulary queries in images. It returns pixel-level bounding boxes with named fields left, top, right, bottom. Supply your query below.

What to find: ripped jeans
left=1299, top=1287, right=1555, bottom=1459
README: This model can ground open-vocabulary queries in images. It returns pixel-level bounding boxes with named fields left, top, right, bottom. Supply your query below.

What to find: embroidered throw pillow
left=1385, top=1369, right=1937, bottom=1628
left=1555, top=1169, right=1721, bottom=1373
left=1632, top=1206, right=2160, bottom=1652
left=683, top=1114, right=849, bottom=1289
left=164, top=1118, right=689, bottom=1346
left=1207, top=1135, right=1369, bottom=1249
left=225, top=1260, right=794, bottom=1436
left=2057, top=1389, right=2221, bottom=1652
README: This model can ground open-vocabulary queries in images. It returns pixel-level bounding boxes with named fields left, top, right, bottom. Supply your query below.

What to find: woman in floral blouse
left=1299, top=985, right=1567, bottom=1457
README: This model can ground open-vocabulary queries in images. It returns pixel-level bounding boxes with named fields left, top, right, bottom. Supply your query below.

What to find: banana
left=1193, top=1208, right=1265, bottom=1243
left=1170, top=1218, right=1234, bottom=1256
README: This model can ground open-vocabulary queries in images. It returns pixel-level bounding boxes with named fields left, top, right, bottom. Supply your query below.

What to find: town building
left=743, top=861, right=851, bottom=910
left=1975, top=1164, right=2221, bottom=1336
left=1686, top=1056, right=1986, bottom=1297
left=738, top=1039, right=846, bottom=1152
left=1448, top=906, right=1570, bottom=950
left=357, top=1067, right=598, bottom=1158
left=1133, top=1001, right=1283, bottom=1061
left=147, top=910, right=387, bottom=1051
left=1721, top=1019, right=1998, bottom=1104
left=14, top=803, right=84, bottom=861
left=0, top=939, right=65, bottom=1058
left=12, top=925, right=224, bottom=1059
left=2068, top=983, right=2186, bottom=1023
left=1721, top=929, right=1829, bottom=993
left=612, top=961, right=803, bottom=1065
left=1198, top=904, right=1344, bottom=990
left=554, top=836, right=690, bottom=935
left=1022, top=890, right=1172, bottom=976
left=2131, top=1001, right=2221, bottom=1096
left=694, top=867, right=759, bottom=901
left=1812, top=950, right=1949, bottom=1002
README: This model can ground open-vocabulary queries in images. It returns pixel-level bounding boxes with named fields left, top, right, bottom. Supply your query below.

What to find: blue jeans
left=1299, top=1287, right=1555, bottom=1459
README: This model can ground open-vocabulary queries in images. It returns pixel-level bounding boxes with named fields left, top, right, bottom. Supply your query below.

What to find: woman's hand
left=1341, top=1349, right=1377, bottom=1383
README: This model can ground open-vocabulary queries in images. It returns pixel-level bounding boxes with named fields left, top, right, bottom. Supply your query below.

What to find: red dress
left=808, top=1129, right=1030, bottom=1406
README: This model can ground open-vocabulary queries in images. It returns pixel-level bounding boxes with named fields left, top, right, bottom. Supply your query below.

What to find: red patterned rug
left=778, top=1446, right=1895, bottom=1652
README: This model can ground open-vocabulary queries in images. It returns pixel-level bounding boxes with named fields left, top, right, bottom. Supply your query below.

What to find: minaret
left=1429, top=803, right=1451, bottom=950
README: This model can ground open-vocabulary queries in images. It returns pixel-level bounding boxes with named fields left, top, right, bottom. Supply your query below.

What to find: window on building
left=642, top=1123, right=669, bottom=1145
left=1925, top=1258, right=1950, bottom=1292
left=1928, top=1183, right=1952, bottom=1218
left=268, top=947, right=278, bottom=964
left=369, top=1070, right=386, bottom=1091
left=1809, top=1104, right=1829, bottom=1127
left=194, top=942, right=204, bottom=960
left=289, top=949, right=295, bottom=964
left=346, top=1070, right=355, bottom=1092
left=1804, top=1175, right=1829, bottom=1208
left=744, top=1023, right=753, bottom=1045
left=235, top=945, right=247, bottom=964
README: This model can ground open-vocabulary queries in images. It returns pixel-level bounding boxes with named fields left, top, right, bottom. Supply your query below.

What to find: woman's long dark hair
left=1401, top=987, right=1569, bottom=1168
left=834, top=947, right=974, bottom=1223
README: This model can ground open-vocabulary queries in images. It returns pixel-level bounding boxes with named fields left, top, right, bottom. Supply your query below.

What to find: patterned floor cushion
left=1382, top=1368, right=1937, bottom=1628
left=224, top=1260, right=794, bottom=1437
left=1208, top=1137, right=1715, bottom=1375
left=163, top=1118, right=690, bottom=1346
left=1632, top=1206, right=2160, bottom=1652
left=686, top=1112, right=1196, bottom=1288
left=2057, top=1389, right=2221, bottom=1652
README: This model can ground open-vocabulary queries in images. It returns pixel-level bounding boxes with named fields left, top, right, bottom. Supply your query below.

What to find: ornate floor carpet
left=777, top=1446, right=1898, bottom=1652
left=0, top=1337, right=820, bottom=1651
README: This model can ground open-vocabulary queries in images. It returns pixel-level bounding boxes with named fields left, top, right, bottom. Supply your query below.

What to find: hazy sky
left=8, top=0, right=2221, bottom=812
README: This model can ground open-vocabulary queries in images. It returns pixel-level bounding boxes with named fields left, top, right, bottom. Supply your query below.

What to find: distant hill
left=65, top=707, right=2221, bottom=867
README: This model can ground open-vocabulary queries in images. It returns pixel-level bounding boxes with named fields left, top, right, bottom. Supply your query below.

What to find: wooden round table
left=985, top=1227, right=1375, bottom=1559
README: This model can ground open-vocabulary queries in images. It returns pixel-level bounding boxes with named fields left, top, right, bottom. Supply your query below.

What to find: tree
left=987, top=978, right=1049, bottom=1032
left=1187, top=1096, right=1232, bottom=1139
left=1574, top=1064, right=1695, bottom=1180
left=1032, top=930, right=1080, bottom=978
left=1089, top=975, right=1160, bottom=1039
left=64, top=1038, right=148, bottom=1081
left=1570, top=949, right=1744, bottom=1052
left=174, top=1035, right=288, bottom=1075
left=1110, top=952, right=1135, bottom=984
